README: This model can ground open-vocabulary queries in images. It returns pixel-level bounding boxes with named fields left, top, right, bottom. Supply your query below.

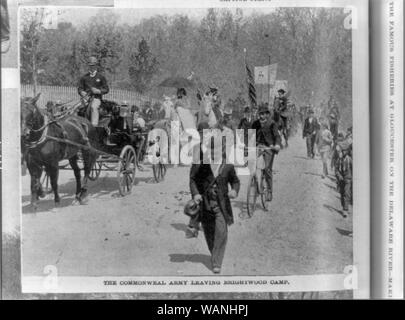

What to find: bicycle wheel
left=260, top=172, right=270, bottom=211
left=246, top=175, right=258, bottom=217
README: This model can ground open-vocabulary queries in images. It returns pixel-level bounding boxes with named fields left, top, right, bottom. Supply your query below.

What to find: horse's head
left=202, top=92, right=214, bottom=116
left=21, top=93, right=43, bottom=140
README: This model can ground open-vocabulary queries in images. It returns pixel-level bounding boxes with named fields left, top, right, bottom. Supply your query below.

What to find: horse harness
left=25, top=115, right=91, bottom=160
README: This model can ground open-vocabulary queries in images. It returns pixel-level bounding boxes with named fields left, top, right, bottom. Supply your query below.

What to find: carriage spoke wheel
left=260, top=172, right=270, bottom=211
left=89, top=161, right=102, bottom=181
left=246, top=175, right=258, bottom=217
left=117, top=145, right=137, bottom=196
left=153, top=162, right=167, bottom=183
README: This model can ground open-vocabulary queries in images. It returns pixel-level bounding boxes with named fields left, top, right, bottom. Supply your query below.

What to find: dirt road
left=21, top=134, right=352, bottom=277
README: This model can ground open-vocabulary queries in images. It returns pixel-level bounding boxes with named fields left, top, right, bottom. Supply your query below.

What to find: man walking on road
left=334, top=140, right=352, bottom=216
left=316, top=118, right=333, bottom=179
left=302, top=109, right=319, bottom=159
left=189, top=159, right=240, bottom=274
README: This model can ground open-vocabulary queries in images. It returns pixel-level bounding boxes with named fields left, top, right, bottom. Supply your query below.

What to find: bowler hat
left=338, top=140, right=351, bottom=151
left=209, top=87, right=218, bottom=94
left=88, top=56, right=98, bottom=66
left=224, top=107, right=233, bottom=115
left=258, top=105, right=270, bottom=114
left=184, top=199, right=200, bottom=217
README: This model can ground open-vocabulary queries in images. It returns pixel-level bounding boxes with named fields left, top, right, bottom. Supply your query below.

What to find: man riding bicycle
left=251, top=105, right=281, bottom=201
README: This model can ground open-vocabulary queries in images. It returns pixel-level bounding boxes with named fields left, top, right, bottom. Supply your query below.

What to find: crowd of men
left=76, top=56, right=353, bottom=274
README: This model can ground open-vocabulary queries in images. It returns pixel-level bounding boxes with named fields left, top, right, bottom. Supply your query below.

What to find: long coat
left=189, top=164, right=240, bottom=225
left=302, top=117, right=320, bottom=138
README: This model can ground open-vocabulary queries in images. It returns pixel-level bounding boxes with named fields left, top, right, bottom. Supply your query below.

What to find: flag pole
left=268, top=55, right=271, bottom=107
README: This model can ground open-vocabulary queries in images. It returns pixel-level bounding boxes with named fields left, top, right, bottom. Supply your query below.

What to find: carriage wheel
left=117, top=145, right=137, bottom=196
left=153, top=162, right=167, bottom=183
left=89, top=161, right=102, bottom=181
left=260, top=172, right=270, bottom=211
left=246, top=175, right=258, bottom=217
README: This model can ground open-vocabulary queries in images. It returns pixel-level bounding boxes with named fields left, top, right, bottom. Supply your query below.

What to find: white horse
left=197, top=92, right=218, bottom=129
left=197, top=92, right=245, bottom=165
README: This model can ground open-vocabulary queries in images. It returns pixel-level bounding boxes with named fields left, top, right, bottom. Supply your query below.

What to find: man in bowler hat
left=302, top=109, right=319, bottom=158
left=77, top=56, right=109, bottom=126
left=189, top=141, right=240, bottom=274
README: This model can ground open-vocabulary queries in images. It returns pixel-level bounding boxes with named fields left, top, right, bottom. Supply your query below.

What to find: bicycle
left=246, top=146, right=276, bottom=217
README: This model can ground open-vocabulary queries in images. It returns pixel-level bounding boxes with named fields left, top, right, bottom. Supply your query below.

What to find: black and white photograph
left=5, top=0, right=400, bottom=300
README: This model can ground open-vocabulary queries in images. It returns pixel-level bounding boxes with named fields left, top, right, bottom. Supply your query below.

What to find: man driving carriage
left=77, top=56, right=110, bottom=127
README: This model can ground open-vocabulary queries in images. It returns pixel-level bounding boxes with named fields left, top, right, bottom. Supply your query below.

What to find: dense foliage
left=20, top=7, right=352, bottom=125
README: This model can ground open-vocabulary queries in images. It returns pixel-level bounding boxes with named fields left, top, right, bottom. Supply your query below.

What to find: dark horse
left=21, top=94, right=98, bottom=210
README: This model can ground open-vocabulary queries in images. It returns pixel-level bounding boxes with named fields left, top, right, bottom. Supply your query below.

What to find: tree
left=128, top=38, right=158, bottom=94
left=36, top=22, right=78, bottom=86
left=20, top=8, right=50, bottom=93
left=77, top=10, right=124, bottom=83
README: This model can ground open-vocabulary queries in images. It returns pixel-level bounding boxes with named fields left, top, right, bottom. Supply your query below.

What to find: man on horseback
left=174, top=87, right=191, bottom=109
left=208, top=86, right=224, bottom=129
left=274, top=88, right=289, bottom=147
left=77, top=56, right=110, bottom=127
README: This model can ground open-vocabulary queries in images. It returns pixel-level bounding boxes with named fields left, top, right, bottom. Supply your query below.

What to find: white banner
left=254, top=64, right=277, bottom=84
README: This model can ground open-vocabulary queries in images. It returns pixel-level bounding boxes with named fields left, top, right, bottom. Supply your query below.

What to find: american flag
left=245, top=63, right=257, bottom=107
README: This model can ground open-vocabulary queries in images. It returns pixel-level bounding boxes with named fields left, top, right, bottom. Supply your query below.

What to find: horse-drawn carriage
left=21, top=94, right=169, bottom=209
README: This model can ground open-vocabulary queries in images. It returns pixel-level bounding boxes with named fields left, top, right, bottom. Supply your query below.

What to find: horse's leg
left=30, top=174, right=41, bottom=210
left=27, top=159, right=43, bottom=210
left=48, top=165, right=61, bottom=206
left=69, top=154, right=82, bottom=203
left=79, top=150, right=96, bottom=204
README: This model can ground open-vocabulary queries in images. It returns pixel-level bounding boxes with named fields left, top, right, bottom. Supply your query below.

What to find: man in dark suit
left=302, top=109, right=319, bottom=158
left=189, top=160, right=240, bottom=274
left=77, top=56, right=109, bottom=126
left=238, top=106, right=254, bottom=131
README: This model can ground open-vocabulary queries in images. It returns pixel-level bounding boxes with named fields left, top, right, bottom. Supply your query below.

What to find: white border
left=12, top=0, right=370, bottom=297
